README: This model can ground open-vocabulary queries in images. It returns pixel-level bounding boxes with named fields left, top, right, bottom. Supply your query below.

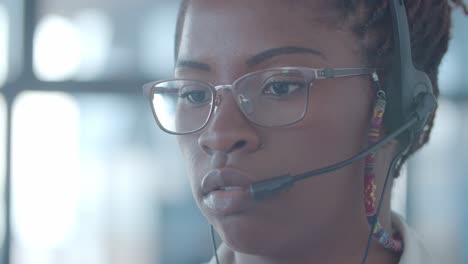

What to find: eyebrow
left=176, top=46, right=325, bottom=72
left=176, top=60, right=212, bottom=71
left=246, top=46, right=325, bottom=67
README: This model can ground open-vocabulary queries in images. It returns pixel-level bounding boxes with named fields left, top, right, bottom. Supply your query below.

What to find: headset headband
left=386, top=0, right=437, bottom=148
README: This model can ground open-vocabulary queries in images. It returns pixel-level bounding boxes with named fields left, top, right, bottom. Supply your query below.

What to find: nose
left=198, top=90, right=262, bottom=156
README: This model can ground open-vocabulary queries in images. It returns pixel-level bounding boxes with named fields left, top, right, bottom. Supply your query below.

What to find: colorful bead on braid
left=364, top=72, right=403, bottom=252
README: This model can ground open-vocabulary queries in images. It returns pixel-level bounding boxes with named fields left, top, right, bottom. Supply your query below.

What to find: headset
left=210, top=0, right=438, bottom=263
left=385, top=0, right=437, bottom=149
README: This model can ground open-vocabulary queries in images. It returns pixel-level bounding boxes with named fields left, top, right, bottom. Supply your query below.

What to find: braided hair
left=174, top=0, right=468, bottom=176
left=337, top=0, right=468, bottom=176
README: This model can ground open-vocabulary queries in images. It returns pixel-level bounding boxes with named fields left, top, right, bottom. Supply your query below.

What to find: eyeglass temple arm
left=316, top=68, right=377, bottom=79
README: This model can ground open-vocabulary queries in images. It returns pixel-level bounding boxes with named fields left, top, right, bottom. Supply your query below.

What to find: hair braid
left=347, top=0, right=467, bottom=176
left=358, top=1, right=389, bottom=34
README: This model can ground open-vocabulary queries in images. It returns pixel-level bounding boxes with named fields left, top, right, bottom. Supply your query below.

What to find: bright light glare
left=0, top=96, right=6, bottom=241
left=140, top=5, right=178, bottom=78
left=153, top=95, right=175, bottom=129
left=0, top=4, right=9, bottom=86
left=73, top=9, right=112, bottom=80
left=33, top=15, right=82, bottom=81
left=0, top=95, right=5, bottom=181
left=12, top=92, right=80, bottom=250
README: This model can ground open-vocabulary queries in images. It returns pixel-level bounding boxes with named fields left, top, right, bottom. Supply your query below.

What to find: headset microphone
left=249, top=114, right=417, bottom=201
left=248, top=92, right=436, bottom=201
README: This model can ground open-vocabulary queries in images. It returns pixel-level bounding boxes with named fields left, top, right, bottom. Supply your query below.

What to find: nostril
left=202, top=145, right=213, bottom=155
left=233, top=140, right=246, bottom=150
left=201, top=140, right=246, bottom=155
left=202, top=140, right=249, bottom=155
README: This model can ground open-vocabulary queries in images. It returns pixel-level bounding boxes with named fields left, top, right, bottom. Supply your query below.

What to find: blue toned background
left=0, top=0, right=467, bottom=263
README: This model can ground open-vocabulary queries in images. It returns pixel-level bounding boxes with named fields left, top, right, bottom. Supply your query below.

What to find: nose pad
left=213, top=93, right=223, bottom=114
left=238, top=94, right=254, bottom=115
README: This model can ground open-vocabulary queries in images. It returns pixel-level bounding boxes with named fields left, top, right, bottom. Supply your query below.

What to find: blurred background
left=0, top=0, right=467, bottom=263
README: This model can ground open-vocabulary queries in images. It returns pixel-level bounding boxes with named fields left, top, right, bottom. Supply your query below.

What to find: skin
left=175, top=1, right=401, bottom=263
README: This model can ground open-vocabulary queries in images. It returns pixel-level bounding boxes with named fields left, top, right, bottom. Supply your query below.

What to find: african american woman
left=143, top=0, right=468, bottom=263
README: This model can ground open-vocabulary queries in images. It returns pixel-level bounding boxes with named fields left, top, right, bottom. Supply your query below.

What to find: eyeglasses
left=143, top=67, right=376, bottom=135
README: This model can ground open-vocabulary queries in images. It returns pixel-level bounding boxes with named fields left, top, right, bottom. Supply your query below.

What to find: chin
left=220, top=229, right=272, bottom=255
left=211, top=213, right=288, bottom=256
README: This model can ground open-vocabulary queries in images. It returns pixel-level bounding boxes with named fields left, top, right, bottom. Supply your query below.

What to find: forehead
left=178, top=0, right=361, bottom=71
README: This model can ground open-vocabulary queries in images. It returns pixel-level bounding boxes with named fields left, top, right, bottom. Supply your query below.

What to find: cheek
left=296, top=80, right=373, bottom=160
left=177, top=135, right=208, bottom=186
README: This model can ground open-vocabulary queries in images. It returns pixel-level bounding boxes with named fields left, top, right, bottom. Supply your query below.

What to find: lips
left=200, top=168, right=255, bottom=215
left=201, top=168, right=254, bottom=196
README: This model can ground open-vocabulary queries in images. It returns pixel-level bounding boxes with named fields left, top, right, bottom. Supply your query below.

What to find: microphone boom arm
left=250, top=115, right=418, bottom=201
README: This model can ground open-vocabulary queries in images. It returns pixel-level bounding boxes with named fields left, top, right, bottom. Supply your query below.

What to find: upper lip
left=201, top=168, right=254, bottom=196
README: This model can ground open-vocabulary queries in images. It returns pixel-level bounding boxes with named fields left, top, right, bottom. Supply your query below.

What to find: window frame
left=0, top=1, right=153, bottom=264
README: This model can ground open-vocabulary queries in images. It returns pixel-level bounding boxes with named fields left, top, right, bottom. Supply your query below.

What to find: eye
left=180, top=90, right=211, bottom=104
left=262, top=81, right=305, bottom=97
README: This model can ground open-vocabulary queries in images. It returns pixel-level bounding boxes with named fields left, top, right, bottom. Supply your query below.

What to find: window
left=10, top=92, right=211, bottom=264
left=0, top=95, right=6, bottom=247
left=34, top=0, right=181, bottom=82
left=0, top=3, right=9, bottom=86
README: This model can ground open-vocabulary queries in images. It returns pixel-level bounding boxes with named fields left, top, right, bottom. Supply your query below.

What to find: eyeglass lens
left=150, top=69, right=310, bottom=134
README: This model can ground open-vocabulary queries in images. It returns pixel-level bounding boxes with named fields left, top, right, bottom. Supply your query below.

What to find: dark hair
left=338, top=0, right=468, bottom=175
left=174, top=0, right=468, bottom=176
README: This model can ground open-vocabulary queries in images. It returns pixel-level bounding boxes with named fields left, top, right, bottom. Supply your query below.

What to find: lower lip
left=202, top=188, right=253, bottom=215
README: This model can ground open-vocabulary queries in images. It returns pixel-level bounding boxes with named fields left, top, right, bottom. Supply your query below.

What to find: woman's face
left=176, top=0, right=375, bottom=256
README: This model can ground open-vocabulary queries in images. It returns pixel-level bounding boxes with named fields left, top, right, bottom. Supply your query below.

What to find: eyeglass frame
left=143, top=67, right=378, bottom=135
